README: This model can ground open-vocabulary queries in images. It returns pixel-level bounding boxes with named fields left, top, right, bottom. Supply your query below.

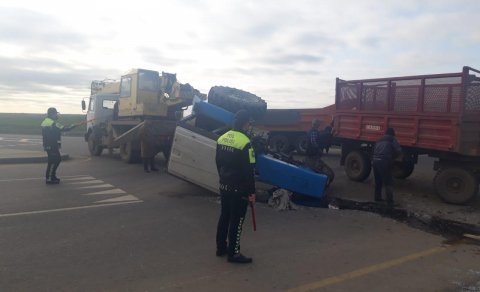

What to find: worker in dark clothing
left=41, top=107, right=78, bottom=184
left=215, top=110, right=256, bottom=264
left=140, top=120, right=159, bottom=173
left=305, top=119, right=335, bottom=186
left=372, top=127, right=402, bottom=206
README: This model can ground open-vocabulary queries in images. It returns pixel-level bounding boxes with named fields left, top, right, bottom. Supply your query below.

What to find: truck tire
left=434, top=167, right=478, bottom=204
left=207, top=86, right=267, bottom=120
left=295, top=134, right=308, bottom=154
left=392, top=159, right=415, bottom=179
left=120, top=142, right=141, bottom=164
left=344, top=150, right=371, bottom=182
left=269, top=134, right=291, bottom=153
left=88, top=134, right=103, bottom=156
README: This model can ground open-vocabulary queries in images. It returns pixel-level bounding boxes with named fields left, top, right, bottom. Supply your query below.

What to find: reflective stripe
left=248, top=148, right=256, bottom=163
left=41, top=118, right=55, bottom=127
left=41, top=118, right=64, bottom=129
left=217, top=131, right=250, bottom=150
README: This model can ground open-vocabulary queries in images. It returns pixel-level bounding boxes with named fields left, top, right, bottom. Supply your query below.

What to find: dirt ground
left=262, top=147, right=480, bottom=230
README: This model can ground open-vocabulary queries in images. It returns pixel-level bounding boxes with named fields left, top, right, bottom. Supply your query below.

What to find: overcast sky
left=0, top=0, right=479, bottom=114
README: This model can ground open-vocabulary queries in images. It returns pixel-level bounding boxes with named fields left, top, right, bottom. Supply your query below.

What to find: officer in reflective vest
left=215, top=110, right=256, bottom=264
left=41, top=107, right=77, bottom=184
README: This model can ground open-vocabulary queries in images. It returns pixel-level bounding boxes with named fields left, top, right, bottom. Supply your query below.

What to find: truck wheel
left=392, top=159, right=415, bottom=179
left=344, top=150, right=371, bottom=182
left=434, top=167, right=478, bottom=204
left=207, top=86, right=267, bottom=120
left=269, top=134, right=291, bottom=153
left=88, top=134, right=103, bottom=156
left=120, top=142, right=141, bottom=164
left=295, top=134, right=308, bottom=154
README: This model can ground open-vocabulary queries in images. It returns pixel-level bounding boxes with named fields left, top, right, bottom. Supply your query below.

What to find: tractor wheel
left=294, top=134, right=308, bottom=155
left=88, top=133, right=103, bottom=156
left=392, top=159, right=415, bottom=179
left=269, top=134, right=291, bottom=153
left=207, top=86, right=267, bottom=120
left=344, top=150, right=371, bottom=182
left=434, top=167, right=478, bottom=204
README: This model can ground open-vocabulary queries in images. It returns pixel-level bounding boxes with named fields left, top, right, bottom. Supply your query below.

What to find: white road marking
left=79, top=183, right=114, bottom=189
left=0, top=201, right=143, bottom=218
left=63, top=176, right=95, bottom=181
left=94, top=195, right=140, bottom=204
left=69, top=180, right=105, bottom=185
left=83, top=188, right=126, bottom=196
left=0, top=175, right=91, bottom=182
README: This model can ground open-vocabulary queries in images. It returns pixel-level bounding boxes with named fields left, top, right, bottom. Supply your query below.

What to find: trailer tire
left=207, top=86, right=267, bottom=120
left=344, top=150, right=371, bottom=182
left=295, top=134, right=308, bottom=154
left=120, top=142, right=141, bottom=164
left=392, top=159, right=415, bottom=179
left=88, top=134, right=103, bottom=156
left=434, top=167, right=478, bottom=204
left=269, top=134, right=291, bottom=153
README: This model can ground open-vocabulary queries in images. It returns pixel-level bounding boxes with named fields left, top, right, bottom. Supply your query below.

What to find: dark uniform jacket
left=41, top=117, right=66, bottom=151
left=373, top=134, right=402, bottom=162
left=216, top=130, right=256, bottom=197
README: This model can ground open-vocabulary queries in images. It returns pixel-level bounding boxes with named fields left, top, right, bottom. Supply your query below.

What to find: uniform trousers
left=46, top=149, right=61, bottom=180
left=216, top=191, right=248, bottom=257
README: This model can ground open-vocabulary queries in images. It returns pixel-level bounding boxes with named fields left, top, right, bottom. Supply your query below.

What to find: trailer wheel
left=120, top=142, right=141, bottom=164
left=269, top=134, right=291, bottom=153
left=344, top=150, right=371, bottom=182
left=88, top=134, right=103, bottom=156
left=207, top=86, right=267, bottom=120
left=294, top=134, right=308, bottom=154
left=434, top=167, right=478, bottom=204
left=392, top=159, right=415, bottom=179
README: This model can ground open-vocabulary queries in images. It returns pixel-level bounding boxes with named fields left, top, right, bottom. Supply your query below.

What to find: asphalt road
left=0, top=135, right=479, bottom=291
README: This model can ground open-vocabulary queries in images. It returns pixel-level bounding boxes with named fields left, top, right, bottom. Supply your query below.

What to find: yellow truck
left=81, top=68, right=204, bottom=163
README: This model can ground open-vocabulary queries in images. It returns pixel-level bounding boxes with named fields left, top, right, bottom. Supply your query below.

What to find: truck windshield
left=139, top=71, right=159, bottom=91
left=102, top=100, right=117, bottom=109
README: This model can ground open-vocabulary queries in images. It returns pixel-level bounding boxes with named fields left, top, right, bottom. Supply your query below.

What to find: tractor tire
left=207, top=86, right=267, bottom=120
left=434, top=167, right=478, bottom=204
left=269, top=134, right=291, bottom=153
left=294, top=134, right=308, bottom=155
left=344, top=150, right=371, bottom=182
left=392, top=159, right=415, bottom=179
left=88, top=134, right=103, bottom=156
left=120, top=142, right=141, bottom=164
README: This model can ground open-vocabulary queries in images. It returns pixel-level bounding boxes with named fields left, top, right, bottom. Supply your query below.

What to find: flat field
left=0, top=113, right=86, bottom=136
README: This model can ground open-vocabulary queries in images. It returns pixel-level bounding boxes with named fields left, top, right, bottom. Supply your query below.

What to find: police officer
left=215, top=110, right=256, bottom=264
left=41, top=107, right=78, bottom=184
left=372, top=127, right=402, bottom=206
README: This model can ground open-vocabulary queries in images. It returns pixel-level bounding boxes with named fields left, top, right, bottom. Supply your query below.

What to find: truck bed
left=334, top=66, right=480, bottom=156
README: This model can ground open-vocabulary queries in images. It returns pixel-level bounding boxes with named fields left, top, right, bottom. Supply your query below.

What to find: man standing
left=215, top=110, right=256, bottom=264
left=372, top=127, right=402, bottom=206
left=41, top=107, right=78, bottom=184
left=305, top=119, right=335, bottom=186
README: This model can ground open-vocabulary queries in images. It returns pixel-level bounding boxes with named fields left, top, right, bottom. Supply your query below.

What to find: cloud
left=0, top=7, right=89, bottom=52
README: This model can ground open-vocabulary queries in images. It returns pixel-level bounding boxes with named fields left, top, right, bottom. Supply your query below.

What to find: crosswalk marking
left=79, top=184, right=114, bottom=189
left=83, top=188, right=127, bottom=196
left=63, top=176, right=96, bottom=181
left=94, top=195, right=141, bottom=204
left=70, top=179, right=105, bottom=185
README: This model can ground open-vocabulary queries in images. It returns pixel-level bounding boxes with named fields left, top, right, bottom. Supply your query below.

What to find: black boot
left=228, top=253, right=252, bottom=264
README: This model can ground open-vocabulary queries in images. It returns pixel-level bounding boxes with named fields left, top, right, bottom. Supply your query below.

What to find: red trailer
left=333, top=66, right=480, bottom=204
left=256, top=105, right=335, bottom=153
